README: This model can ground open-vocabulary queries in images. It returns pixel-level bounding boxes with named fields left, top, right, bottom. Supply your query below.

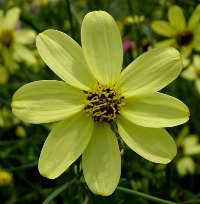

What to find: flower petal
left=3, top=7, right=20, bottom=30
left=188, top=5, right=200, bottom=30
left=121, top=92, right=189, bottom=128
left=168, top=6, right=186, bottom=31
left=193, top=55, right=200, bottom=68
left=195, top=79, right=200, bottom=94
left=36, top=29, right=96, bottom=90
left=14, top=44, right=36, bottom=64
left=81, top=11, right=123, bottom=85
left=39, top=111, right=94, bottom=179
left=180, top=46, right=192, bottom=58
left=181, top=65, right=196, bottom=80
left=0, top=65, right=9, bottom=84
left=118, top=47, right=182, bottom=97
left=15, top=29, right=37, bottom=44
left=154, top=38, right=176, bottom=47
left=82, top=122, right=121, bottom=196
left=193, top=38, right=200, bottom=52
left=12, top=80, right=85, bottom=124
left=151, top=21, right=176, bottom=37
left=117, top=116, right=177, bottom=164
left=176, top=157, right=195, bottom=176
left=0, top=10, right=4, bottom=29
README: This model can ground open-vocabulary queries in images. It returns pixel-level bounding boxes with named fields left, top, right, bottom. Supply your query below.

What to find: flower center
left=176, top=30, right=194, bottom=46
left=0, top=29, right=15, bottom=48
left=85, top=83, right=124, bottom=122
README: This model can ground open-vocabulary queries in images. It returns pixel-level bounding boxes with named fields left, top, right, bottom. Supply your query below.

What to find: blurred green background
left=0, top=0, right=200, bottom=203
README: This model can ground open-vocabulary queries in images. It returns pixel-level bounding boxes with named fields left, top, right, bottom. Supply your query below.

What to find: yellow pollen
left=85, top=83, right=124, bottom=122
left=0, top=29, right=15, bottom=48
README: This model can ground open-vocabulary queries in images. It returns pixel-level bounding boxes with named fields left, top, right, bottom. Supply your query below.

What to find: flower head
left=0, top=7, right=36, bottom=65
left=0, top=170, right=12, bottom=187
left=12, top=11, right=189, bottom=196
left=182, top=55, right=200, bottom=94
left=122, top=39, right=135, bottom=52
left=151, top=5, right=200, bottom=57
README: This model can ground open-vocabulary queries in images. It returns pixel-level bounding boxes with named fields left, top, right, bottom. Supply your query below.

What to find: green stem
left=116, top=187, right=177, bottom=204
left=66, top=0, right=75, bottom=38
left=43, top=178, right=76, bottom=204
left=20, top=10, right=44, bottom=32
left=166, top=163, right=171, bottom=199
left=182, top=200, right=200, bottom=204
left=104, top=0, right=111, bottom=12
left=6, top=162, right=37, bottom=171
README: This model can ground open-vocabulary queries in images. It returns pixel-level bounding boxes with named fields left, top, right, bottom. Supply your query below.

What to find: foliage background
left=0, top=0, right=200, bottom=203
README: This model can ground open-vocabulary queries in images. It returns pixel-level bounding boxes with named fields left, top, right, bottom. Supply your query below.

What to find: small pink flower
left=15, top=21, right=21, bottom=31
left=122, top=39, right=135, bottom=52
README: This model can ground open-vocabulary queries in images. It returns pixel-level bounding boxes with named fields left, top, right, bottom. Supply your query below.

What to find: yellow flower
left=0, top=170, right=12, bottom=187
left=0, top=7, right=36, bottom=65
left=176, top=157, right=195, bottom=176
left=11, top=11, right=189, bottom=196
left=151, top=5, right=200, bottom=57
left=176, top=128, right=200, bottom=176
left=181, top=55, right=200, bottom=94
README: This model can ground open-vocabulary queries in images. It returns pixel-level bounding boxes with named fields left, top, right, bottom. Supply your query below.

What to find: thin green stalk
left=6, top=162, right=37, bottom=171
left=104, top=0, right=111, bottom=12
left=116, top=187, right=177, bottom=204
left=43, top=178, right=76, bottom=204
left=66, top=0, right=75, bottom=38
left=70, top=4, right=82, bottom=26
left=182, top=199, right=200, bottom=204
left=166, top=163, right=171, bottom=200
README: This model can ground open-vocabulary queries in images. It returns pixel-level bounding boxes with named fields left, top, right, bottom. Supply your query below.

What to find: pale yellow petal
left=0, top=10, right=3, bottom=29
left=194, top=24, right=200, bottom=35
left=151, top=21, right=176, bottom=37
left=15, top=29, right=37, bottom=44
left=192, top=37, right=200, bottom=52
left=117, top=116, right=177, bottom=164
left=195, top=79, right=200, bottom=94
left=83, top=122, right=121, bottom=196
left=184, top=135, right=200, bottom=155
left=176, top=157, right=195, bottom=176
left=0, top=65, right=9, bottom=84
left=154, top=39, right=176, bottom=47
left=12, top=80, right=85, bottom=123
left=81, top=11, right=123, bottom=85
left=121, top=92, right=189, bottom=128
left=118, top=47, right=182, bottom=97
left=168, top=6, right=186, bottom=31
left=14, top=44, right=36, bottom=64
left=188, top=5, right=200, bottom=30
left=3, top=7, right=20, bottom=30
left=180, top=46, right=192, bottom=58
left=181, top=65, right=196, bottom=80
left=39, top=111, right=94, bottom=179
left=36, top=29, right=96, bottom=90
left=193, top=55, right=200, bottom=68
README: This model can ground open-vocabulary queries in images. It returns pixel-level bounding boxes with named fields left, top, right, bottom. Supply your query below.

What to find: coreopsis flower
left=151, top=5, right=200, bottom=57
left=176, top=127, right=200, bottom=176
left=176, top=157, right=195, bottom=176
left=12, top=11, right=189, bottom=196
left=0, top=7, right=36, bottom=66
left=181, top=55, right=200, bottom=94
left=0, top=170, right=12, bottom=187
